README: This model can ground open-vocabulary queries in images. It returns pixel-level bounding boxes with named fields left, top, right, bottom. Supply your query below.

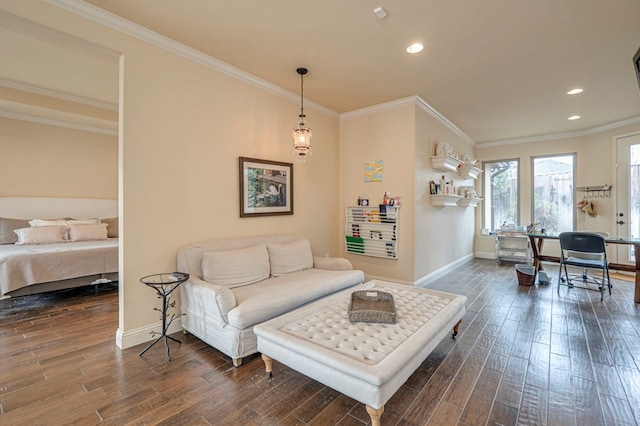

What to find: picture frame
left=239, top=157, right=293, bottom=217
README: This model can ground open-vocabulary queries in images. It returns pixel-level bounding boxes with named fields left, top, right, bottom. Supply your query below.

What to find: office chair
left=558, top=232, right=611, bottom=301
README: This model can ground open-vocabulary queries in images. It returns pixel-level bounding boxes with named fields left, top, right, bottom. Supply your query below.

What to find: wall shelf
left=431, top=194, right=463, bottom=207
left=457, top=197, right=482, bottom=207
left=457, top=163, right=483, bottom=179
left=431, top=155, right=463, bottom=172
left=345, top=205, right=398, bottom=259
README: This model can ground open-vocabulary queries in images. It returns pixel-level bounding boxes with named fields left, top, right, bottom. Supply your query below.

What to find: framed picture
left=239, top=157, right=293, bottom=217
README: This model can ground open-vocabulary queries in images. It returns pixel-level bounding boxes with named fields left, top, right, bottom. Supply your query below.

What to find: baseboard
left=474, top=251, right=496, bottom=260
left=116, top=318, right=183, bottom=350
left=415, top=253, right=474, bottom=288
left=363, top=274, right=413, bottom=285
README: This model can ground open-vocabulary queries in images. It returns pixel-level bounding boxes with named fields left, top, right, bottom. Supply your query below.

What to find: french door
left=614, top=132, right=640, bottom=264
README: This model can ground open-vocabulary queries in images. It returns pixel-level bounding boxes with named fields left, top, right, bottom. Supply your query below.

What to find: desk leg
left=529, top=236, right=545, bottom=272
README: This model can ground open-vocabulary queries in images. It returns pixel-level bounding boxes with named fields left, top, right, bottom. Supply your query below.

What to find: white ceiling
left=30, top=1, right=640, bottom=143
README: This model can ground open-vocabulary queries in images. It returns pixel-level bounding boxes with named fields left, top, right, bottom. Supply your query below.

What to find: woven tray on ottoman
left=348, top=290, right=396, bottom=323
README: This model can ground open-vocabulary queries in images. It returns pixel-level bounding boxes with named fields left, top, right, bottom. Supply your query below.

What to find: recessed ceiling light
left=407, top=43, right=423, bottom=54
left=567, top=88, right=583, bottom=95
left=568, top=115, right=581, bottom=120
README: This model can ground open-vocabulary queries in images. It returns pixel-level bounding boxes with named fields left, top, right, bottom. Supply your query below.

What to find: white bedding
left=0, top=239, right=118, bottom=296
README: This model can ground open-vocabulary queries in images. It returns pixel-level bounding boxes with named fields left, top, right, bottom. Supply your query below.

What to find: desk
left=528, top=234, right=640, bottom=303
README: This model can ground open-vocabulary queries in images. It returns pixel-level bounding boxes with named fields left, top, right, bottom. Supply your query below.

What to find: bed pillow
left=68, top=223, right=109, bottom=242
left=267, top=239, right=314, bottom=277
left=101, top=217, right=118, bottom=238
left=29, top=218, right=101, bottom=227
left=28, top=218, right=67, bottom=227
left=202, top=244, right=270, bottom=288
left=14, top=226, right=67, bottom=245
left=67, top=218, right=101, bottom=226
left=0, top=217, right=30, bottom=244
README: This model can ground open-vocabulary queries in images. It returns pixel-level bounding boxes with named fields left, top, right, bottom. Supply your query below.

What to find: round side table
left=139, top=272, right=189, bottom=361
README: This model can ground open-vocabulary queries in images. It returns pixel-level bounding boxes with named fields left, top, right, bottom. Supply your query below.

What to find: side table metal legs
left=139, top=284, right=181, bottom=361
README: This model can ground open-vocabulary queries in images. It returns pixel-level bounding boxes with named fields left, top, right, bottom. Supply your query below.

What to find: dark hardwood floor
left=1, top=259, right=639, bottom=425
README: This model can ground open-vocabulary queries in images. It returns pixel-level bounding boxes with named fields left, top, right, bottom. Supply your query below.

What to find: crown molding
left=47, top=0, right=338, bottom=118
left=414, top=96, right=475, bottom=147
left=339, top=96, right=416, bottom=120
left=0, top=78, right=117, bottom=111
left=0, top=110, right=118, bottom=136
left=477, top=115, right=640, bottom=148
left=340, top=95, right=476, bottom=147
left=0, top=9, right=120, bottom=62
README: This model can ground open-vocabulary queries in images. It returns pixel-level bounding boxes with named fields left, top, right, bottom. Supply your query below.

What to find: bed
left=0, top=197, right=119, bottom=298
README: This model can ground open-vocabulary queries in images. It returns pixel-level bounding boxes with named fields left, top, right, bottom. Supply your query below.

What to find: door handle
left=617, top=220, right=625, bottom=225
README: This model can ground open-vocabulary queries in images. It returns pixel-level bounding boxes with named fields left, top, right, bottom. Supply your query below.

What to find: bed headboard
left=0, top=197, right=118, bottom=219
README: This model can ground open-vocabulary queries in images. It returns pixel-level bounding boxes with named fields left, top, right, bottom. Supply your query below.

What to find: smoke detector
left=373, top=6, right=388, bottom=19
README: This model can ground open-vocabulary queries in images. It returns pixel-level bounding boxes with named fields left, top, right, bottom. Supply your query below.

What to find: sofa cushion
left=227, top=268, right=365, bottom=329
left=202, top=243, right=270, bottom=288
left=267, top=239, right=314, bottom=277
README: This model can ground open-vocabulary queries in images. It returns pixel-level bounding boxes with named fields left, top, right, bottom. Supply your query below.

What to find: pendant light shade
left=292, top=67, right=312, bottom=161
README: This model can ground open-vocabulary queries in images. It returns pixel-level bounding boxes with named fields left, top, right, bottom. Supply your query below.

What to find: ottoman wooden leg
left=261, top=354, right=273, bottom=377
left=366, top=405, right=384, bottom=426
left=452, top=320, right=461, bottom=338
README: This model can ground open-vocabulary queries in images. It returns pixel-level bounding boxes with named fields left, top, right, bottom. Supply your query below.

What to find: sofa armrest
left=184, top=276, right=237, bottom=324
left=313, top=256, right=354, bottom=271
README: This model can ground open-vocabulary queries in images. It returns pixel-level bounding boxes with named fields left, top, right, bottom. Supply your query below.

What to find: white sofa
left=177, top=234, right=364, bottom=366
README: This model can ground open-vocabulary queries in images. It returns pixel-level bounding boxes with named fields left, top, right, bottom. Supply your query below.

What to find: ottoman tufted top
left=255, top=280, right=466, bottom=410
left=281, top=286, right=454, bottom=365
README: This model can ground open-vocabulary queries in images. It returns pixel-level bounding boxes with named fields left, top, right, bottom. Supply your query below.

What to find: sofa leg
left=232, top=358, right=243, bottom=367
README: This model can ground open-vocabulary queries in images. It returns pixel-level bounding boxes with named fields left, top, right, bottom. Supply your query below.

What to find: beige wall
left=339, top=103, right=416, bottom=283
left=339, top=101, right=477, bottom=284
left=474, top=123, right=640, bottom=257
left=1, top=1, right=341, bottom=341
left=414, top=105, right=476, bottom=282
left=5, top=1, right=638, bottom=348
left=0, top=117, right=117, bottom=199
left=119, top=38, right=340, bottom=334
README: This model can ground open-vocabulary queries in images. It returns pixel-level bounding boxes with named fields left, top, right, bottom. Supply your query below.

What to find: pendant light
left=292, top=67, right=312, bottom=161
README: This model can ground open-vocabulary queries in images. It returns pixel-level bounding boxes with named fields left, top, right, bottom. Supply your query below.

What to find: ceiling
left=68, top=1, right=640, bottom=143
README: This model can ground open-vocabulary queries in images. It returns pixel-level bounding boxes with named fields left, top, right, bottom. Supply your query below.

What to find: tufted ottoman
left=254, top=279, right=466, bottom=425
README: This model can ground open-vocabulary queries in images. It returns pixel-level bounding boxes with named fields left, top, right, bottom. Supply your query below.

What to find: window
left=532, top=154, right=575, bottom=233
left=483, top=159, right=519, bottom=231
